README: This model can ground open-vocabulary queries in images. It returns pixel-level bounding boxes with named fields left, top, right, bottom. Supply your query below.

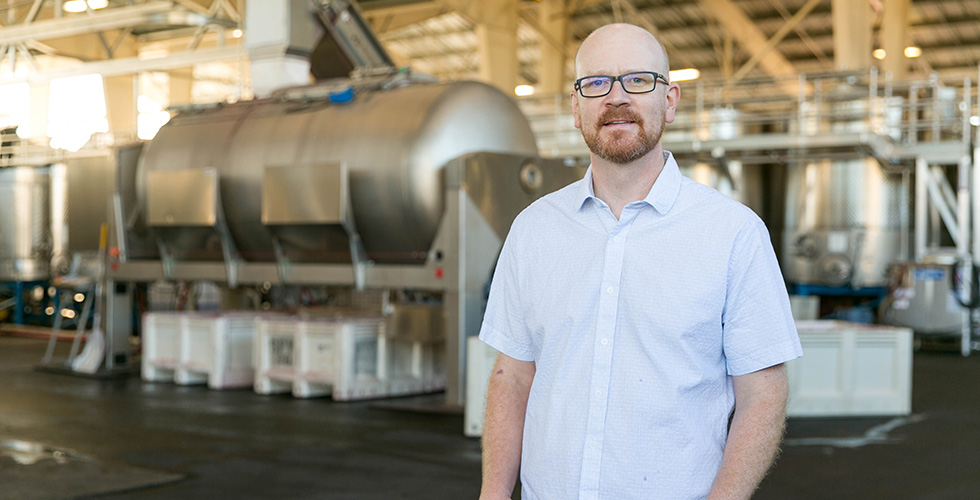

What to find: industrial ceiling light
left=873, top=49, right=887, bottom=60
left=231, top=29, right=243, bottom=38
left=904, top=46, right=922, bottom=58
left=668, top=68, right=700, bottom=82
left=63, top=0, right=87, bottom=12
left=63, top=0, right=108, bottom=13
left=514, top=84, right=535, bottom=97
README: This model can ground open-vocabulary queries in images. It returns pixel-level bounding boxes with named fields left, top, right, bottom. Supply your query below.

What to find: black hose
left=950, top=260, right=980, bottom=309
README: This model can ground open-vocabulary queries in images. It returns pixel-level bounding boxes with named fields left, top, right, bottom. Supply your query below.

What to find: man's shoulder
left=677, top=176, right=760, bottom=226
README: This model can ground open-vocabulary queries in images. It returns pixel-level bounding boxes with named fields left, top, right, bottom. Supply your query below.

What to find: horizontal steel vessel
left=136, top=80, right=538, bottom=263
left=0, top=167, right=50, bottom=281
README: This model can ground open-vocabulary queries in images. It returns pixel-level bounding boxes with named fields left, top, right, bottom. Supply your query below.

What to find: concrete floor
left=1, top=334, right=978, bottom=499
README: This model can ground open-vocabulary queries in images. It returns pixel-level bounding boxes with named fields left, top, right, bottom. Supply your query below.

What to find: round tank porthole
left=519, top=161, right=543, bottom=193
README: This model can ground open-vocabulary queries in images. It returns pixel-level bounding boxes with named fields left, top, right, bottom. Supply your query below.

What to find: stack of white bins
left=787, top=320, right=913, bottom=417
left=143, top=312, right=446, bottom=401
left=142, top=311, right=269, bottom=389
left=253, top=316, right=443, bottom=401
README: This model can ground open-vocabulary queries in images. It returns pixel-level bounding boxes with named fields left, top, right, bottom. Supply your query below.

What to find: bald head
left=574, top=23, right=669, bottom=78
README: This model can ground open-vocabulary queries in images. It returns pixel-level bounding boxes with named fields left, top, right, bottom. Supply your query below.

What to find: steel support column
left=832, top=0, right=872, bottom=71
left=880, top=0, right=910, bottom=79
left=534, top=0, right=567, bottom=95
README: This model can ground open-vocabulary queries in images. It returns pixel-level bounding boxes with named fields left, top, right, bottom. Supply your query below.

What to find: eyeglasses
left=573, top=72, right=669, bottom=98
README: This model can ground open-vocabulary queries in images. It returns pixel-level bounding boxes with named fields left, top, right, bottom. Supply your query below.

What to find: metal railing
left=0, top=131, right=133, bottom=168
left=518, top=68, right=979, bottom=161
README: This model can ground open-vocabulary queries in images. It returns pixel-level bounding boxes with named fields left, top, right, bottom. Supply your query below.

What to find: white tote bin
left=385, top=339, right=446, bottom=396
left=141, top=312, right=183, bottom=382
left=295, top=318, right=387, bottom=400
left=464, top=336, right=500, bottom=438
left=787, top=320, right=913, bottom=417
left=253, top=317, right=300, bottom=395
left=255, top=317, right=389, bottom=400
left=175, top=313, right=267, bottom=389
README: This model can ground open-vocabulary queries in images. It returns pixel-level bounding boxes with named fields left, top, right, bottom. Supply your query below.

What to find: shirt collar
left=575, top=151, right=683, bottom=216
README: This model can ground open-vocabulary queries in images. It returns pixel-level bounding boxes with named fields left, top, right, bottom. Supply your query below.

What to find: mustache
left=597, top=108, right=644, bottom=127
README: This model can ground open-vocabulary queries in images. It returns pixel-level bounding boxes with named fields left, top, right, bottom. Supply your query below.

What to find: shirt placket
left=578, top=205, right=638, bottom=499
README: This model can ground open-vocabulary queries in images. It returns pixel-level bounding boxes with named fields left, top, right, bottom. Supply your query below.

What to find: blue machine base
left=0, top=280, right=50, bottom=325
left=789, top=284, right=887, bottom=297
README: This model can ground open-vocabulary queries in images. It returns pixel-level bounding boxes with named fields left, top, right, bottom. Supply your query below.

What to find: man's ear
left=664, top=83, right=680, bottom=124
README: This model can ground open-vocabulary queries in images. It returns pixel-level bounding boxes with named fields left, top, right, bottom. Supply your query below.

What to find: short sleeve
left=722, top=216, right=803, bottom=376
left=479, top=221, right=535, bottom=362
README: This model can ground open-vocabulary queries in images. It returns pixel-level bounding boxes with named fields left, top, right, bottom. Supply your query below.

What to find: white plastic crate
left=295, top=318, right=387, bottom=400
left=253, top=317, right=300, bottom=395
left=254, top=317, right=389, bottom=400
left=141, top=312, right=183, bottom=382
left=175, top=313, right=268, bottom=389
left=464, top=336, right=499, bottom=438
left=787, top=320, right=913, bottom=417
left=386, top=339, right=447, bottom=396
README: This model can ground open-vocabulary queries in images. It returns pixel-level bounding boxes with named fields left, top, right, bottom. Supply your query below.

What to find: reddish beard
left=582, top=108, right=662, bottom=164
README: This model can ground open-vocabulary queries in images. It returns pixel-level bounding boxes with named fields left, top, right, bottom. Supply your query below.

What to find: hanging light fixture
left=668, top=68, right=700, bottom=82
left=514, top=84, right=535, bottom=97
left=63, top=0, right=109, bottom=13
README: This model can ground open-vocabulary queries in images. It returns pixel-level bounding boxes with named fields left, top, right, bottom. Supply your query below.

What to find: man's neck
left=591, top=146, right=666, bottom=219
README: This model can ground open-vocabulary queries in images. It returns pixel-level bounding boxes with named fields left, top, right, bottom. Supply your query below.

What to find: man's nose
left=606, top=79, right=631, bottom=105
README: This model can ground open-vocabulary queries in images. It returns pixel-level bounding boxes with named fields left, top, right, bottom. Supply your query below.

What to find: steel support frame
left=915, top=152, right=974, bottom=357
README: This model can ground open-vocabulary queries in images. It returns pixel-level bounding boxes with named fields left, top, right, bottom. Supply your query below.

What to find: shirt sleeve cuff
left=479, top=323, right=534, bottom=362
left=727, top=343, right=803, bottom=376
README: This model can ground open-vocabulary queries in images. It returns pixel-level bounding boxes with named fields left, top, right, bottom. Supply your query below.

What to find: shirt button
left=612, top=236, right=619, bottom=243
left=601, top=338, right=608, bottom=345
left=606, top=287, right=614, bottom=294
left=595, top=390, right=602, bottom=397
left=590, top=442, right=597, bottom=449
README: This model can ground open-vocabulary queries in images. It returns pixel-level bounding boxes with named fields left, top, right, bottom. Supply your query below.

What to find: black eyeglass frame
left=573, top=72, right=670, bottom=98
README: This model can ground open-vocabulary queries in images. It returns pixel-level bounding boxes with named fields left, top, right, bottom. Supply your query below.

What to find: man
left=478, top=23, right=802, bottom=500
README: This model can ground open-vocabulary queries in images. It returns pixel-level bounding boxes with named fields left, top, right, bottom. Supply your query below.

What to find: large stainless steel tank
left=136, top=80, right=537, bottom=264
left=0, top=167, right=50, bottom=281
left=783, top=157, right=903, bottom=287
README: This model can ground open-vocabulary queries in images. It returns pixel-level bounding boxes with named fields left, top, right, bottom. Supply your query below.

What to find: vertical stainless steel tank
left=0, top=167, right=51, bottom=281
left=135, top=80, right=538, bottom=264
left=783, top=157, right=903, bottom=287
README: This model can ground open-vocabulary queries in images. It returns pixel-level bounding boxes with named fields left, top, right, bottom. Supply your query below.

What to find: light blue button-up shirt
left=480, top=152, right=802, bottom=500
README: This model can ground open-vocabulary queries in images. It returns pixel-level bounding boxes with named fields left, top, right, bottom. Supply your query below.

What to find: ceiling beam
left=697, top=0, right=799, bottom=95
left=517, top=7, right=569, bottom=60
left=569, top=0, right=610, bottom=13
left=361, top=1, right=448, bottom=33
left=0, top=2, right=186, bottom=45
left=3, top=44, right=241, bottom=84
left=731, top=0, right=822, bottom=81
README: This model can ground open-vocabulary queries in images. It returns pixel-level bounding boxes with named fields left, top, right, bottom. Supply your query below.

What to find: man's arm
left=480, top=352, right=535, bottom=500
left=707, top=363, right=789, bottom=500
